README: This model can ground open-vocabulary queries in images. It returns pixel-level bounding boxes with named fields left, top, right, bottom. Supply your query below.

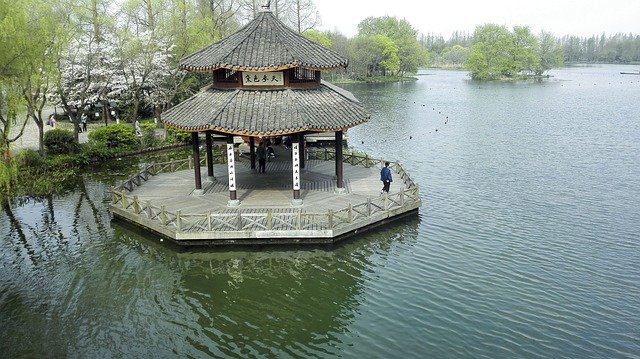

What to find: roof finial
left=262, top=1, right=271, bottom=10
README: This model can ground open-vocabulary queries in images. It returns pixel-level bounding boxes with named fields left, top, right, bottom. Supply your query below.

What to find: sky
left=313, top=0, right=640, bottom=39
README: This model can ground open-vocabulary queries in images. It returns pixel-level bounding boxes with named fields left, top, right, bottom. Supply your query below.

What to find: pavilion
left=161, top=7, right=369, bottom=207
left=108, top=6, right=421, bottom=245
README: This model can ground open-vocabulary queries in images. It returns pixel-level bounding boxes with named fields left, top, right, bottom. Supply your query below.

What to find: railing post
left=147, top=200, right=152, bottom=218
left=207, top=211, right=212, bottom=230
left=133, top=196, right=140, bottom=214
left=267, top=209, right=273, bottom=230
left=176, top=210, right=182, bottom=231
left=348, top=203, right=353, bottom=223
left=328, top=209, right=334, bottom=229
left=121, top=194, right=127, bottom=209
left=367, top=197, right=372, bottom=216
left=384, top=193, right=389, bottom=210
left=237, top=212, right=242, bottom=230
left=400, top=188, right=405, bottom=206
left=296, top=211, right=302, bottom=230
left=161, top=206, right=167, bottom=225
left=189, top=155, right=193, bottom=170
left=170, top=158, right=175, bottom=172
left=111, top=188, right=117, bottom=204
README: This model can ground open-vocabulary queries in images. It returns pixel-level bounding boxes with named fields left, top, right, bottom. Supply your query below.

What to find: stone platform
left=109, top=147, right=421, bottom=245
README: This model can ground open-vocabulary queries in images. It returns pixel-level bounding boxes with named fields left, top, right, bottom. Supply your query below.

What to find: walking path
left=9, top=113, right=89, bottom=151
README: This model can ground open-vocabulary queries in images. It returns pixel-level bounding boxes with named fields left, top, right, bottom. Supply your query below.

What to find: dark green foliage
left=165, top=126, right=191, bottom=144
left=88, top=123, right=139, bottom=151
left=17, top=149, right=44, bottom=169
left=44, top=128, right=78, bottom=155
left=140, top=121, right=160, bottom=148
left=81, top=141, right=118, bottom=161
left=13, top=151, right=81, bottom=197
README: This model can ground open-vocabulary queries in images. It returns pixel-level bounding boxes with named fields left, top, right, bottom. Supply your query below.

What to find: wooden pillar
left=335, top=131, right=344, bottom=189
left=205, top=131, right=214, bottom=178
left=298, top=134, right=305, bottom=169
left=226, top=135, right=239, bottom=205
left=192, top=132, right=202, bottom=191
left=291, top=134, right=302, bottom=205
left=249, top=136, right=256, bottom=170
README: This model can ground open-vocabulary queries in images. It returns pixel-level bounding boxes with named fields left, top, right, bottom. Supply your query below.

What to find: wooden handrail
left=110, top=152, right=420, bottom=236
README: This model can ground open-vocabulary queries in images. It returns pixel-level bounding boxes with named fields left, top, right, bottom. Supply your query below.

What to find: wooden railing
left=113, top=153, right=227, bottom=193
left=308, top=148, right=417, bottom=189
left=110, top=150, right=420, bottom=238
left=111, top=186, right=419, bottom=234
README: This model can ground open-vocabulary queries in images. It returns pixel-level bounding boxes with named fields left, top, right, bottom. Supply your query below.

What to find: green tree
left=465, top=24, right=514, bottom=80
left=537, top=31, right=564, bottom=76
left=357, top=16, right=426, bottom=76
left=303, top=29, right=332, bottom=48
left=511, top=26, right=540, bottom=75
left=440, top=45, right=469, bottom=67
left=0, top=0, right=33, bottom=157
left=20, top=0, right=66, bottom=155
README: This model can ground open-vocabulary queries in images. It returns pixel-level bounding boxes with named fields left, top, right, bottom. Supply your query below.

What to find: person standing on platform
left=380, top=161, right=392, bottom=194
left=256, top=141, right=267, bottom=173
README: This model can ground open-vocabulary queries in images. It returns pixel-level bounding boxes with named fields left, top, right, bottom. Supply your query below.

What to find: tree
left=357, top=16, right=426, bottom=76
left=0, top=0, right=37, bottom=157
left=511, top=26, right=540, bottom=75
left=537, top=31, right=563, bottom=76
left=49, top=0, right=123, bottom=140
left=440, top=45, right=469, bottom=67
left=465, top=24, right=560, bottom=80
left=290, top=0, right=320, bottom=33
left=303, top=29, right=331, bottom=48
left=465, top=24, right=514, bottom=80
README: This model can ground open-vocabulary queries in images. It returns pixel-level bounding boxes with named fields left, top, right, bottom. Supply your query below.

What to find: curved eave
left=162, top=85, right=369, bottom=137
left=163, top=123, right=367, bottom=137
left=179, top=11, right=349, bottom=73
left=180, top=62, right=348, bottom=73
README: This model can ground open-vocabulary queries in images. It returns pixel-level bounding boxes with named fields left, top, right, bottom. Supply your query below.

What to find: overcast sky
left=314, top=0, right=640, bottom=38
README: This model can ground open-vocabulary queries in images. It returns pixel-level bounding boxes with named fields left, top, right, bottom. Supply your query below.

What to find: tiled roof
left=162, top=82, right=369, bottom=135
left=180, top=10, right=348, bottom=72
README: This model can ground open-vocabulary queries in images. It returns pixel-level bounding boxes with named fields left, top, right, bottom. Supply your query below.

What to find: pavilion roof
left=161, top=81, right=369, bottom=136
left=179, top=10, right=348, bottom=72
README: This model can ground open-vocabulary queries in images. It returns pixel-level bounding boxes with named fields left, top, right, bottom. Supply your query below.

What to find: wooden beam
left=335, top=131, right=344, bottom=189
left=192, top=132, right=202, bottom=190
left=205, top=131, right=214, bottom=178
left=249, top=136, right=256, bottom=170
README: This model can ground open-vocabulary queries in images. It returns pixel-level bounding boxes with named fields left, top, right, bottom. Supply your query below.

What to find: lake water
left=2, top=64, right=639, bottom=358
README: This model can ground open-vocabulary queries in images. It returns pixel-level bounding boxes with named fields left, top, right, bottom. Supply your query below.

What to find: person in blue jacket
left=380, top=161, right=392, bottom=194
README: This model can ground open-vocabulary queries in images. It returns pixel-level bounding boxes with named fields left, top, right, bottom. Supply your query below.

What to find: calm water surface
left=2, top=65, right=639, bottom=358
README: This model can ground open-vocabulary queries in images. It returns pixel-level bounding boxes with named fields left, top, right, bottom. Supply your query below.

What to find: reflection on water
left=2, top=65, right=640, bottom=358
left=1, top=174, right=420, bottom=357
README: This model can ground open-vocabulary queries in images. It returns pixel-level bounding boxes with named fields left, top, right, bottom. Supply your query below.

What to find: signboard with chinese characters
left=227, top=144, right=236, bottom=191
left=292, top=142, right=300, bottom=190
left=243, top=71, right=284, bottom=86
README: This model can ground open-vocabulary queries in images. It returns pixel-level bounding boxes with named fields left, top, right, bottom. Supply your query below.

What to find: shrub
left=44, top=129, right=78, bottom=155
left=88, top=123, right=139, bottom=151
left=140, top=121, right=160, bottom=148
left=165, top=126, right=191, bottom=144
left=81, top=141, right=118, bottom=160
left=17, top=149, right=44, bottom=170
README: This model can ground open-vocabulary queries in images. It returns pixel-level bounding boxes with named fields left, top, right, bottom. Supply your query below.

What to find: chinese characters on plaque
left=292, top=143, right=300, bottom=190
left=242, top=71, right=284, bottom=86
left=227, top=144, right=236, bottom=191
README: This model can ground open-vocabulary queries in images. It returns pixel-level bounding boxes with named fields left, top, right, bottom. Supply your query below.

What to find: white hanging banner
left=227, top=144, right=236, bottom=191
left=292, top=142, right=300, bottom=190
